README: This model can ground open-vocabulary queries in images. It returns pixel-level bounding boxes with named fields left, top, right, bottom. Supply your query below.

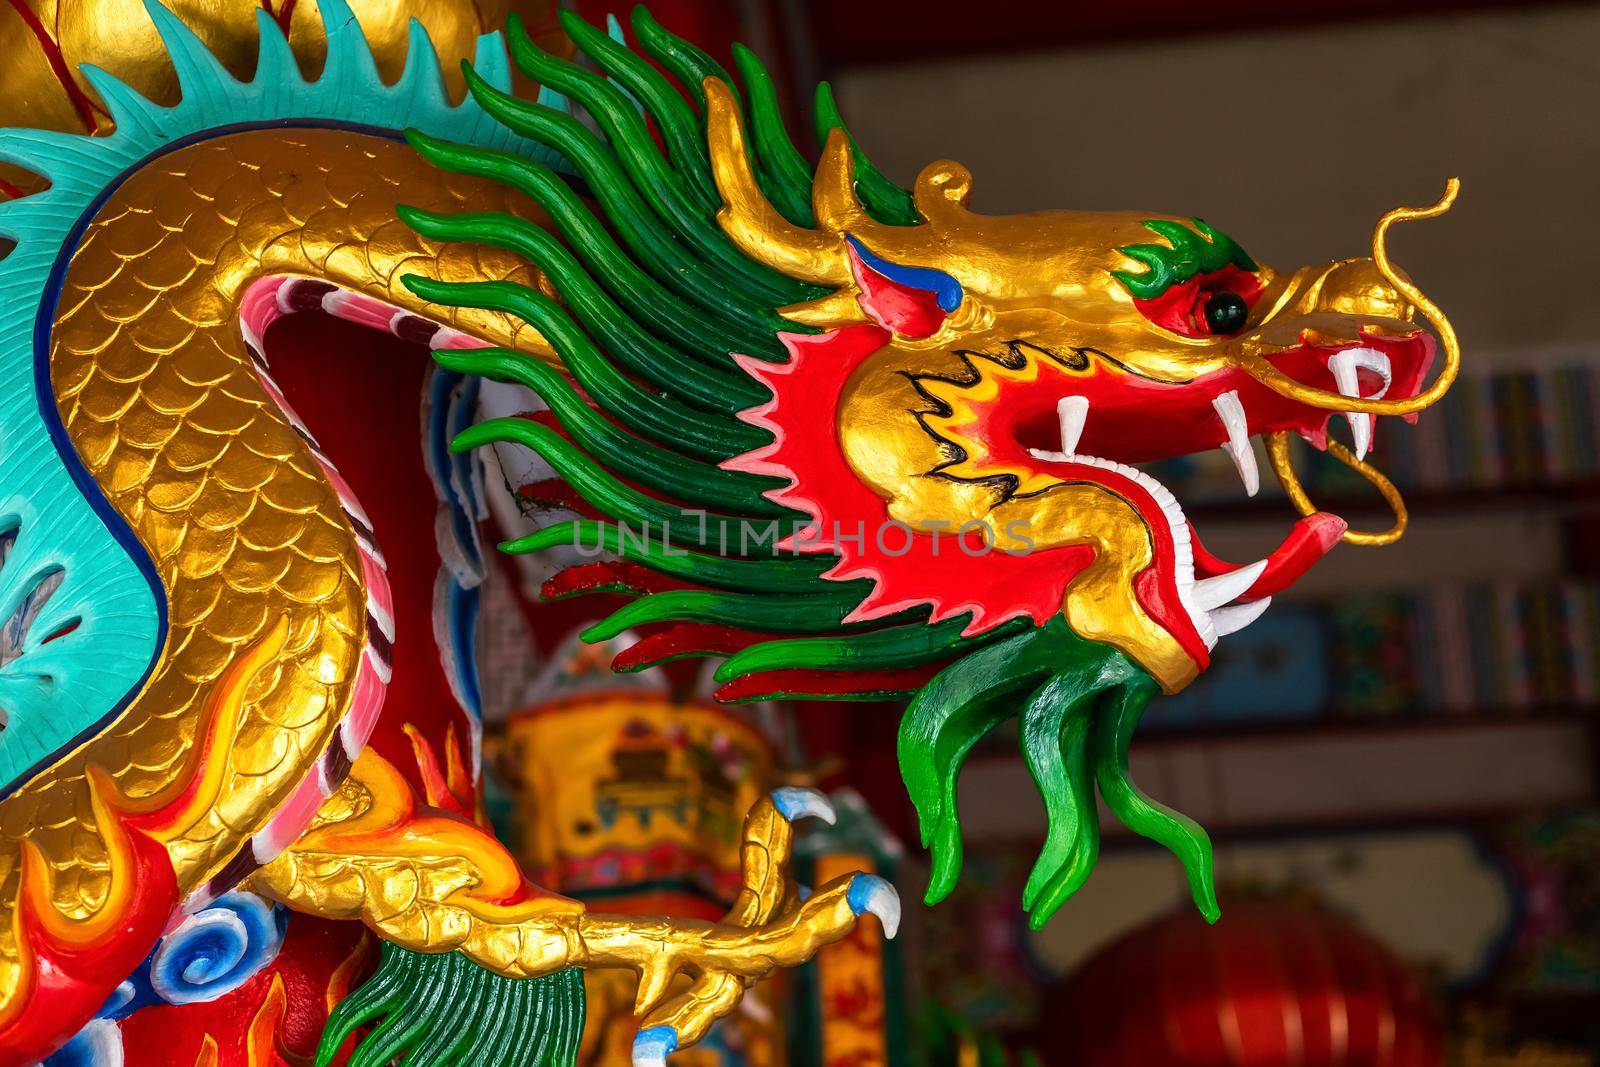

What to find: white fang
left=1211, top=390, right=1259, bottom=496
left=1056, top=395, right=1089, bottom=457
left=1328, top=349, right=1388, bottom=462
left=1210, top=596, right=1272, bottom=637
left=1193, top=559, right=1267, bottom=612
left=1026, top=396, right=1090, bottom=464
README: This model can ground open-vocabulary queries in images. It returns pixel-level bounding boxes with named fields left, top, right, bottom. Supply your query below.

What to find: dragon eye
left=1203, top=291, right=1249, bottom=334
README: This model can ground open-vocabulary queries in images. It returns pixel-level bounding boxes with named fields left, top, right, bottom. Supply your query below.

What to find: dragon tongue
left=1188, top=511, right=1348, bottom=600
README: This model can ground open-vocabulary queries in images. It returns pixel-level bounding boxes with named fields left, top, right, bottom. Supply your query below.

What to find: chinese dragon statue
left=0, top=0, right=1459, bottom=1064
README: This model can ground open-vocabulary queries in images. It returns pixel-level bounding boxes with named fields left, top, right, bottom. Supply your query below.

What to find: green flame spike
left=504, top=521, right=834, bottom=594
left=624, top=7, right=811, bottom=227
left=629, top=7, right=737, bottom=114
left=404, top=131, right=788, bottom=360
left=456, top=66, right=801, bottom=329
left=556, top=12, right=720, bottom=213
left=453, top=418, right=786, bottom=553
left=899, top=624, right=1066, bottom=905
left=433, top=350, right=785, bottom=516
left=580, top=586, right=883, bottom=644
left=894, top=617, right=1218, bottom=922
left=504, top=20, right=819, bottom=307
left=714, top=615, right=1034, bottom=683
left=730, top=43, right=816, bottom=228
left=402, top=208, right=762, bottom=413
left=813, top=81, right=919, bottom=226
left=1018, top=673, right=1103, bottom=929
left=402, top=276, right=761, bottom=461
left=1094, top=675, right=1218, bottom=921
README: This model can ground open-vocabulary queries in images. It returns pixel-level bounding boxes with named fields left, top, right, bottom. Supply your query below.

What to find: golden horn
left=812, top=128, right=869, bottom=235
left=704, top=77, right=851, bottom=287
left=1238, top=178, right=1461, bottom=416
left=1265, top=432, right=1408, bottom=546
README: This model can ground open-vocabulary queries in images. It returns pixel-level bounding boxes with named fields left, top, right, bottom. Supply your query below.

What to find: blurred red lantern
left=1046, top=900, right=1443, bottom=1067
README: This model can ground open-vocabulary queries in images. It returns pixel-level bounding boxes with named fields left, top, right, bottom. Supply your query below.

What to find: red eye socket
left=1131, top=265, right=1264, bottom=338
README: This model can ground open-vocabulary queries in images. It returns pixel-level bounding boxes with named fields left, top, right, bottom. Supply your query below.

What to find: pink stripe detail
left=318, top=461, right=373, bottom=529
left=252, top=760, right=328, bottom=864
left=253, top=369, right=315, bottom=439
left=239, top=276, right=290, bottom=343
left=235, top=275, right=403, bottom=826
left=358, top=542, right=394, bottom=635
left=326, top=290, right=403, bottom=332
left=432, top=327, right=491, bottom=351
left=342, top=649, right=387, bottom=758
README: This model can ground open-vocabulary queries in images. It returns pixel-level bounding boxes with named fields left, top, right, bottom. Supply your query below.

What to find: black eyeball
left=1203, top=291, right=1249, bottom=335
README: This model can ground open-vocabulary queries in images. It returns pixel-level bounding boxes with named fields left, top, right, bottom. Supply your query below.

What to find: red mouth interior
left=984, top=330, right=1435, bottom=647
left=1009, top=332, right=1434, bottom=465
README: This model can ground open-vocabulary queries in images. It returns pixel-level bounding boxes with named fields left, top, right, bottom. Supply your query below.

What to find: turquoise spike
left=316, top=0, right=384, bottom=92
left=400, top=19, right=450, bottom=112
left=0, top=0, right=565, bottom=792
left=251, top=7, right=305, bottom=94
left=142, top=0, right=243, bottom=108
left=0, top=127, right=135, bottom=186
left=471, top=22, right=516, bottom=102
left=78, top=67, right=165, bottom=139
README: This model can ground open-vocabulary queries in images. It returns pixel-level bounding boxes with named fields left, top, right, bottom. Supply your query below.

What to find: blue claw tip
left=633, top=1025, right=678, bottom=1066
left=770, top=786, right=836, bottom=825
left=846, top=873, right=902, bottom=939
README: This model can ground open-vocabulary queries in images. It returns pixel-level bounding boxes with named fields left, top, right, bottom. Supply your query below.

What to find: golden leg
left=254, top=757, right=897, bottom=1062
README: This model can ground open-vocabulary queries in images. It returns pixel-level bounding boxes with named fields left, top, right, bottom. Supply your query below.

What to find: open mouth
left=1012, top=333, right=1433, bottom=649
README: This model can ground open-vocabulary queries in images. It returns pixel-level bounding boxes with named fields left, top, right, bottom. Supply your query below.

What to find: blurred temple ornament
left=1452, top=1010, right=1594, bottom=1067
left=1047, top=898, right=1444, bottom=1066
left=791, top=789, right=912, bottom=1066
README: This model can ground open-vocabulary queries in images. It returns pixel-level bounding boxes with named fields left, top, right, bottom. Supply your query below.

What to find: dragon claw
left=576, top=799, right=893, bottom=1061
left=633, top=1025, right=679, bottom=1067
left=769, top=786, right=836, bottom=825
left=845, top=873, right=901, bottom=939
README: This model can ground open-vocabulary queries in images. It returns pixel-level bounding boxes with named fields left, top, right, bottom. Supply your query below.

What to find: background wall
left=832, top=3, right=1600, bottom=361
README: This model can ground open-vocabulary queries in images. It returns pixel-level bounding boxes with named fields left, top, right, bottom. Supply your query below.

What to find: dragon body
left=0, top=0, right=1458, bottom=1062
left=0, top=5, right=897, bottom=1064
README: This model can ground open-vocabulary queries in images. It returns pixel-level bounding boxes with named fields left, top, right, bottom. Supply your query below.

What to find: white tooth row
left=1026, top=394, right=1279, bottom=648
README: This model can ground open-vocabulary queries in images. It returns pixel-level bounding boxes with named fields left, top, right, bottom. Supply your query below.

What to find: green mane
left=1113, top=217, right=1257, bottom=300
left=404, top=7, right=1215, bottom=927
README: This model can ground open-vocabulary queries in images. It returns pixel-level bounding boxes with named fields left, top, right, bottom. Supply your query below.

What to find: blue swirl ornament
left=147, top=892, right=287, bottom=1006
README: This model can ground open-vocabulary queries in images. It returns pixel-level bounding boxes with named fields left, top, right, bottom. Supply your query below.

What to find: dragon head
left=708, top=80, right=1457, bottom=694
left=403, top=16, right=1460, bottom=928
